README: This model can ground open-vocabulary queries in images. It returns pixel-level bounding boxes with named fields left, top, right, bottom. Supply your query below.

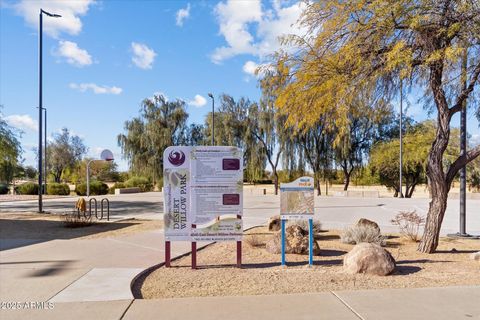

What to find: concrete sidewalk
left=2, top=286, right=479, bottom=320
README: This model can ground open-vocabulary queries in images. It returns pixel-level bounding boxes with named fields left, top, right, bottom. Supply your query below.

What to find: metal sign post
left=280, top=176, right=315, bottom=267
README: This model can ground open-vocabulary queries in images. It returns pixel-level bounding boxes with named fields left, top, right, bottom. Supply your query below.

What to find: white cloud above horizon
left=11, top=0, right=96, bottom=38
left=211, top=0, right=307, bottom=64
left=176, top=3, right=191, bottom=27
left=5, top=114, right=38, bottom=131
left=242, top=60, right=273, bottom=77
left=69, top=83, right=122, bottom=95
left=188, top=94, right=207, bottom=107
left=55, top=40, right=93, bottom=67
left=131, top=42, right=156, bottom=69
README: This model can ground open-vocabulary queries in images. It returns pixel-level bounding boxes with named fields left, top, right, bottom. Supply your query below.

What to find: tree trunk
left=418, top=181, right=448, bottom=253
left=343, top=166, right=350, bottom=191
left=316, top=174, right=321, bottom=196
left=273, top=170, right=279, bottom=195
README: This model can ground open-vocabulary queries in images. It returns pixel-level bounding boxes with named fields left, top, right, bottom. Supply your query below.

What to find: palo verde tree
left=270, top=0, right=480, bottom=253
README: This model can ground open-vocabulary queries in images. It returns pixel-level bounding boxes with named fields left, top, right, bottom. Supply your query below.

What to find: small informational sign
left=280, top=176, right=314, bottom=220
left=163, top=146, right=243, bottom=241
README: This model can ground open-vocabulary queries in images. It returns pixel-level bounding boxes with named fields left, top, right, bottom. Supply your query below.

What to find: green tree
left=0, top=108, right=22, bottom=184
left=268, top=0, right=480, bottom=253
left=47, top=128, right=87, bottom=183
left=118, top=94, right=188, bottom=184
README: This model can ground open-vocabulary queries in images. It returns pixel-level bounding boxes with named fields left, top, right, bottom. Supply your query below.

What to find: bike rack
left=88, top=198, right=97, bottom=219
left=73, top=197, right=110, bottom=221
left=101, top=198, right=110, bottom=221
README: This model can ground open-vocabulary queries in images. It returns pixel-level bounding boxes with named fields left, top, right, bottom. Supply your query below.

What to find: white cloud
left=176, top=3, right=191, bottom=27
left=5, top=114, right=38, bottom=131
left=211, top=0, right=307, bottom=63
left=242, top=60, right=274, bottom=78
left=55, top=40, right=92, bottom=67
left=131, top=42, right=156, bottom=69
left=188, top=94, right=207, bottom=107
left=12, top=0, right=95, bottom=38
left=69, top=83, right=122, bottom=95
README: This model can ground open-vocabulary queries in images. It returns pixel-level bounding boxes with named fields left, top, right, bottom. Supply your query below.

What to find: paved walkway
left=2, top=286, right=479, bottom=319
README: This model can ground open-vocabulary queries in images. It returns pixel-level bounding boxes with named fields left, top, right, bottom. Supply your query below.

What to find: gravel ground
left=136, top=227, right=480, bottom=299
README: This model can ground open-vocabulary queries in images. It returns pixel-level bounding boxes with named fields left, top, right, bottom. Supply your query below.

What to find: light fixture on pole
left=38, top=9, right=61, bottom=213
left=86, top=149, right=114, bottom=197
left=208, top=93, right=215, bottom=146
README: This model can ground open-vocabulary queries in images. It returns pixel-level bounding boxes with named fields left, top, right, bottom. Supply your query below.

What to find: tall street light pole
left=38, top=9, right=61, bottom=212
left=399, top=79, right=404, bottom=198
left=459, top=48, right=468, bottom=236
left=208, top=93, right=215, bottom=145
left=43, top=107, right=47, bottom=195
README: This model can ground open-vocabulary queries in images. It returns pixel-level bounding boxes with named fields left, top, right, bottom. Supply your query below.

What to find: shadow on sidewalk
left=0, top=218, right=138, bottom=251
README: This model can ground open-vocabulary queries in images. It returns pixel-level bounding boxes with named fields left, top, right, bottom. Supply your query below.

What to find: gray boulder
left=266, top=225, right=320, bottom=255
left=343, top=242, right=395, bottom=276
left=356, top=218, right=381, bottom=233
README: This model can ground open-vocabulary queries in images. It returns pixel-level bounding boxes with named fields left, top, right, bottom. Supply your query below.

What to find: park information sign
left=280, top=176, right=314, bottom=220
left=163, top=146, right=243, bottom=242
left=279, top=176, right=315, bottom=266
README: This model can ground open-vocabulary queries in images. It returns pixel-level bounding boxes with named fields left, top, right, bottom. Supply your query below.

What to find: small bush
left=63, top=212, right=94, bottom=228
left=108, top=182, right=125, bottom=194
left=245, top=234, right=263, bottom=247
left=125, top=176, right=153, bottom=192
left=15, top=182, right=39, bottom=195
left=47, top=183, right=70, bottom=195
left=0, top=183, right=9, bottom=195
left=391, top=210, right=425, bottom=241
left=341, top=224, right=386, bottom=246
left=286, top=219, right=322, bottom=234
left=75, top=181, right=109, bottom=196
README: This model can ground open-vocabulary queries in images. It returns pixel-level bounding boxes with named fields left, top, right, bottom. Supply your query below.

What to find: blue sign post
left=279, top=177, right=315, bottom=267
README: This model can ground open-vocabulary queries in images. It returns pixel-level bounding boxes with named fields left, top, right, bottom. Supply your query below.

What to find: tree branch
left=446, top=145, right=480, bottom=184
left=450, top=60, right=480, bottom=115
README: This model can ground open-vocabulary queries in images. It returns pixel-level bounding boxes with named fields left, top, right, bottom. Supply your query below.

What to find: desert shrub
left=47, top=183, right=70, bottom=195
left=108, top=182, right=125, bottom=194
left=15, top=182, right=38, bottom=195
left=391, top=210, right=425, bottom=241
left=286, top=219, right=322, bottom=234
left=0, top=183, right=9, bottom=195
left=245, top=234, right=263, bottom=247
left=75, top=181, right=109, bottom=196
left=125, top=176, right=153, bottom=192
left=63, top=212, right=94, bottom=228
left=341, top=224, right=386, bottom=246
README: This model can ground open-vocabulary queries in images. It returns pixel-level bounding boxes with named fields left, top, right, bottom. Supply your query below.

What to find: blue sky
left=1, top=0, right=479, bottom=172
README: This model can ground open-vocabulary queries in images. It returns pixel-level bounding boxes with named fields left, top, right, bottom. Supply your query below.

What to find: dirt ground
left=0, top=212, right=163, bottom=240
left=136, top=227, right=480, bottom=299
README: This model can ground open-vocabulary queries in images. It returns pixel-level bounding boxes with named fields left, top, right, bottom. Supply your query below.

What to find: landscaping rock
left=266, top=225, right=320, bottom=255
left=356, top=218, right=380, bottom=233
left=343, top=242, right=395, bottom=275
left=471, top=251, right=480, bottom=261
left=268, top=215, right=281, bottom=232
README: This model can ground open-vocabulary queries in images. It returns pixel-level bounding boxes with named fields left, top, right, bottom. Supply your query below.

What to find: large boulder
left=268, top=215, right=281, bottom=232
left=356, top=218, right=380, bottom=233
left=471, top=251, right=480, bottom=261
left=343, top=242, right=395, bottom=276
left=266, top=225, right=320, bottom=255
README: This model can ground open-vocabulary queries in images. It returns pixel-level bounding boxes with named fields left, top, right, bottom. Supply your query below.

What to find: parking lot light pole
left=38, top=9, right=61, bottom=213
left=208, top=93, right=215, bottom=145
